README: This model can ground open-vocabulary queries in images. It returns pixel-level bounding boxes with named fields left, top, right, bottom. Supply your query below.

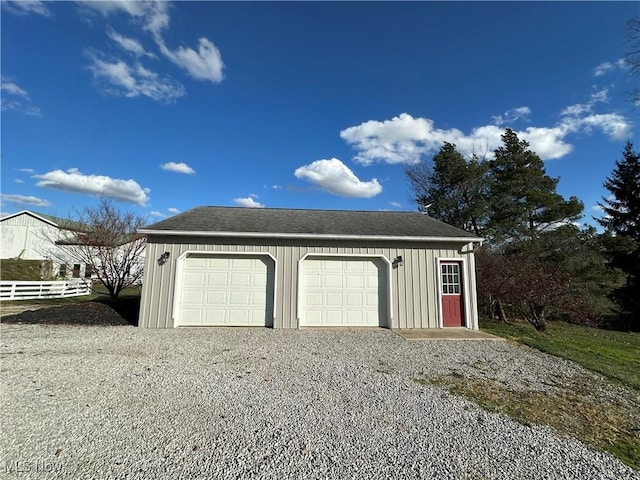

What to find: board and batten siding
left=139, top=235, right=479, bottom=329
left=0, top=214, right=58, bottom=260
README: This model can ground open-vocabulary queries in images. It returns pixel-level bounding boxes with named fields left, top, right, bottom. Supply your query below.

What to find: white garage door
left=300, top=257, right=386, bottom=327
left=178, top=255, right=273, bottom=326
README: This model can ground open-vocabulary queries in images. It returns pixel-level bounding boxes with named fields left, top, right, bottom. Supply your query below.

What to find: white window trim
left=435, top=257, right=471, bottom=329
left=172, top=250, right=278, bottom=328
left=297, top=253, right=393, bottom=328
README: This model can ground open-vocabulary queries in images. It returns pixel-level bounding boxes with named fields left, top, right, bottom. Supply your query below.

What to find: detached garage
left=138, top=206, right=482, bottom=330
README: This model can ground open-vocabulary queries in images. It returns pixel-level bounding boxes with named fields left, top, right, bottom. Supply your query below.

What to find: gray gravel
left=1, top=325, right=637, bottom=480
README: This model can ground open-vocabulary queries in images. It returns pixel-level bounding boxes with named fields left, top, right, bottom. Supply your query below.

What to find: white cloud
left=340, top=99, right=632, bottom=165
left=2, top=0, right=51, bottom=16
left=388, top=201, right=402, bottom=208
left=1, top=79, right=28, bottom=97
left=233, top=196, right=265, bottom=208
left=157, top=38, right=225, bottom=84
left=271, top=185, right=283, bottom=190
left=516, top=126, right=573, bottom=159
left=558, top=89, right=630, bottom=140
left=81, top=0, right=224, bottom=84
left=34, top=168, right=150, bottom=205
left=492, top=106, right=531, bottom=126
left=87, top=52, right=185, bottom=103
left=18, top=168, right=35, bottom=173
left=167, top=207, right=180, bottom=214
left=14, top=179, right=24, bottom=184
left=1, top=76, right=42, bottom=116
left=341, top=114, right=462, bottom=165
left=77, top=0, right=152, bottom=19
left=589, top=88, right=609, bottom=104
left=160, top=162, right=195, bottom=174
left=1, top=194, right=51, bottom=207
left=562, top=113, right=630, bottom=140
left=149, top=211, right=166, bottom=218
left=107, top=29, right=155, bottom=58
left=593, top=59, right=627, bottom=77
left=294, top=158, right=382, bottom=198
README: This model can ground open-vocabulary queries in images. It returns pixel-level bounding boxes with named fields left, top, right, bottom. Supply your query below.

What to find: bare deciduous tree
left=627, top=17, right=640, bottom=105
left=46, top=198, right=146, bottom=301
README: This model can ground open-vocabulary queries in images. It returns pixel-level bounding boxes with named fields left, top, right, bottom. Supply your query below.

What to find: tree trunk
left=496, top=298, right=508, bottom=323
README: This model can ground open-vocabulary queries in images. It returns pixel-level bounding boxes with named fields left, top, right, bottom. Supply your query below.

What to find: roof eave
left=138, top=229, right=482, bottom=243
left=0, top=210, right=59, bottom=228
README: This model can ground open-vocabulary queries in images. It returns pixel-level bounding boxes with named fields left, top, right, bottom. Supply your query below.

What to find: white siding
left=0, top=213, right=59, bottom=260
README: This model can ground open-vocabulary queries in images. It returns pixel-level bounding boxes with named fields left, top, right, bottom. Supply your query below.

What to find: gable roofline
left=0, top=210, right=60, bottom=228
left=138, top=228, right=482, bottom=243
left=0, top=210, right=87, bottom=232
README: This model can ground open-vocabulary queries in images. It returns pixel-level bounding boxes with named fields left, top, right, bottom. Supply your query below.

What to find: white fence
left=0, top=279, right=92, bottom=301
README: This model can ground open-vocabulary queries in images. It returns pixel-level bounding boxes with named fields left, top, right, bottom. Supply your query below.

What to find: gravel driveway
left=1, top=325, right=637, bottom=480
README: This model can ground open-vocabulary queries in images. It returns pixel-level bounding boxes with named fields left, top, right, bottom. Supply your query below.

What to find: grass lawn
left=440, top=318, right=640, bottom=470
left=480, top=319, right=640, bottom=390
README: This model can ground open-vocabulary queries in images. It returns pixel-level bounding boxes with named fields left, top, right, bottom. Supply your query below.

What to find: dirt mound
left=1, top=302, right=131, bottom=326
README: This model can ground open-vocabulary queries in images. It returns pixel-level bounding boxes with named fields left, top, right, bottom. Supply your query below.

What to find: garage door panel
left=325, top=310, right=343, bottom=324
left=183, top=290, right=204, bottom=305
left=229, top=291, right=251, bottom=305
left=207, top=272, right=228, bottom=286
left=187, top=257, right=208, bottom=268
left=303, top=274, right=320, bottom=287
left=253, top=291, right=266, bottom=304
left=326, top=292, right=343, bottom=306
left=366, top=293, right=378, bottom=306
left=325, top=275, right=343, bottom=288
left=183, top=272, right=206, bottom=286
left=300, top=258, right=387, bottom=327
left=206, top=291, right=226, bottom=304
left=346, top=311, right=363, bottom=324
left=178, top=255, right=273, bottom=327
left=231, top=272, right=251, bottom=287
left=181, top=308, right=203, bottom=323
left=347, top=293, right=363, bottom=306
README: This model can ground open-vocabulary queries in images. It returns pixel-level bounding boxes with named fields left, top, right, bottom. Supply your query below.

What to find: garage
left=139, top=206, right=482, bottom=329
left=299, top=257, right=388, bottom=327
left=176, top=254, right=275, bottom=327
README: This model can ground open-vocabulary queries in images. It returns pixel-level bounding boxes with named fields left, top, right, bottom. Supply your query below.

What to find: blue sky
left=2, top=1, right=638, bottom=227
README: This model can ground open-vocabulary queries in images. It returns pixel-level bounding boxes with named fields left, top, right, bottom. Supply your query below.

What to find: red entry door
left=441, top=262, right=464, bottom=327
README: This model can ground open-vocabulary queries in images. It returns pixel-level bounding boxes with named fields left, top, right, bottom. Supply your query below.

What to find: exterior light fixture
left=158, top=251, right=170, bottom=266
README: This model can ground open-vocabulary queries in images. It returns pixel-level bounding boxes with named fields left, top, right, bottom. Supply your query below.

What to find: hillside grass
left=480, top=319, right=640, bottom=390
left=433, top=319, right=640, bottom=469
left=0, top=259, right=48, bottom=281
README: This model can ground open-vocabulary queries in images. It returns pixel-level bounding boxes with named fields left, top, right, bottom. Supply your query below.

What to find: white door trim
left=297, top=253, right=393, bottom=328
left=435, top=257, right=470, bottom=328
left=173, top=251, right=277, bottom=327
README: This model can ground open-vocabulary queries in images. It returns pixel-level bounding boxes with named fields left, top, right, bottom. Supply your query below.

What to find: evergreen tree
left=597, top=141, right=640, bottom=326
left=488, top=129, right=583, bottom=247
left=406, top=142, right=489, bottom=236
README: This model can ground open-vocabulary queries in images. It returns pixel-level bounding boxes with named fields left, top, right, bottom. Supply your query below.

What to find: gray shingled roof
left=140, top=206, right=479, bottom=240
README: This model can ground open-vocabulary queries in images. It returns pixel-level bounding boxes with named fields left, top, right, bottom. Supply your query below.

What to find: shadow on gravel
left=94, top=296, right=140, bottom=326
left=2, top=296, right=140, bottom=327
